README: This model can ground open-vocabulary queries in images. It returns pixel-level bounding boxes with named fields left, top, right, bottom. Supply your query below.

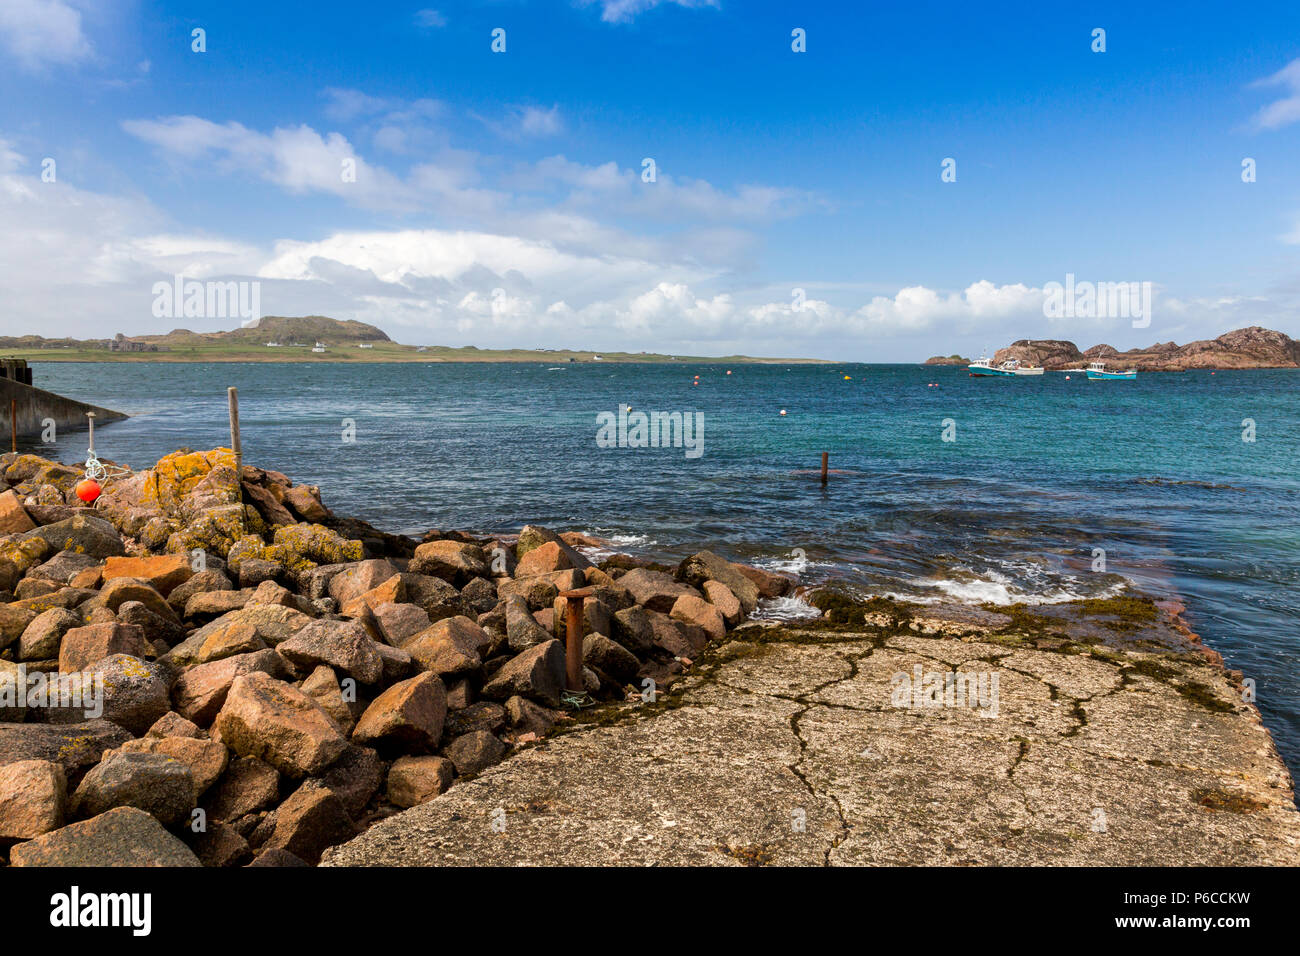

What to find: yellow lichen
left=273, top=523, right=363, bottom=568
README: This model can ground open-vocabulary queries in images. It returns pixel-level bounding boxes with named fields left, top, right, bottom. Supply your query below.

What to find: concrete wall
left=0, top=377, right=128, bottom=440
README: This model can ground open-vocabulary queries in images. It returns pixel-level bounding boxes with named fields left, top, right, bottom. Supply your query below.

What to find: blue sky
left=2, top=0, right=1299, bottom=359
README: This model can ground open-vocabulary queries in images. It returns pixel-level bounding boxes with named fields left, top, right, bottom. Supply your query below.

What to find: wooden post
left=821, top=452, right=829, bottom=486
left=227, top=387, right=242, bottom=473
left=9, top=401, right=14, bottom=453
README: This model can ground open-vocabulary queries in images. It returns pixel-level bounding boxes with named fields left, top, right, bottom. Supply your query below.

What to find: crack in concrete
left=783, top=646, right=875, bottom=866
left=879, top=651, right=1134, bottom=827
left=710, top=676, right=890, bottom=715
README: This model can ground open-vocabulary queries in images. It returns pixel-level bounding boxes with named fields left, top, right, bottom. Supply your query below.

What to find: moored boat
left=968, top=355, right=1010, bottom=376
left=968, top=356, right=1044, bottom=377
left=1084, top=361, right=1137, bottom=380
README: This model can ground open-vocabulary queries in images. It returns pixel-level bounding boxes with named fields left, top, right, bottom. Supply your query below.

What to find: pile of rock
left=991, top=326, right=1300, bottom=371
left=0, top=447, right=793, bottom=866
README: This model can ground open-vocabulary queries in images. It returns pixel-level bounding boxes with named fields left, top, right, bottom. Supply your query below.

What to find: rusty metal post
left=559, top=586, right=594, bottom=693
left=821, top=452, right=828, bottom=486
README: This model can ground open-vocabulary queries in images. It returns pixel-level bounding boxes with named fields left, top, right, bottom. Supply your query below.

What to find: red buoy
left=75, top=479, right=101, bottom=503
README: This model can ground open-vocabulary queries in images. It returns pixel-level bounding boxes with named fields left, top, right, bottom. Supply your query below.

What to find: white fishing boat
left=968, top=356, right=1044, bottom=377
left=1005, top=359, right=1044, bottom=376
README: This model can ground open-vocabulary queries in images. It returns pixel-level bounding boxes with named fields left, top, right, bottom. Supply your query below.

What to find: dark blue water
left=28, top=361, right=1300, bottom=778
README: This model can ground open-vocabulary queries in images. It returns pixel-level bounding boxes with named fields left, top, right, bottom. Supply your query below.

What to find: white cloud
left=525, top=154, right=818, bottom=222
left=7, top=117, right=1298, bottom=357
left=580, top=0, right=719, bottom=24
left=0, top=0, right=92, bottom=72
left=120, top=111, right=815, bottom=265
left=258, top=228, right=699, bottom=309
left=476, top=104, right=565, bottom=140
left=721, top=281, right=1046, bottom=338
left=0, top=153, right=1039, bottom=349
left=848, top=282, right=1042, bottom=332
left=320, top=89, right=446, bottom=158
left=6, top=139, right=1282, bottom=355
left=123, top=116, right=418, bottom=212
left=414, top=9, right=447, bottom=29
left=322, top=88, right=393, bottom=122
left=1249, top=58, right=1300, bottom=130
left=0, top=139, right=266, bottom=335
left=516, top=105, right=563, bottom=138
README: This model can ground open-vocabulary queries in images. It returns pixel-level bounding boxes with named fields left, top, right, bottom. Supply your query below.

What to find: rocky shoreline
left=0, top=446, right=1294, bottom=867
left=992, top=326, right=1300, bottom=372
left=0, top=447, right=797, bottom=866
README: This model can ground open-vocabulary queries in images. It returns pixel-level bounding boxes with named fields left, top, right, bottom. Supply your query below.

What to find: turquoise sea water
left=28, top=361, right=1300, bottom=781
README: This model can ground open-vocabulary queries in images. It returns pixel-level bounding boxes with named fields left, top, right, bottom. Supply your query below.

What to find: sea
left=26, top=360, right=1300, bottom=782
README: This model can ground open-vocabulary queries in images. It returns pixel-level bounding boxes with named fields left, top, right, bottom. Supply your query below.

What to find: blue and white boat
left=1084, top=361, right=1136, bottom=380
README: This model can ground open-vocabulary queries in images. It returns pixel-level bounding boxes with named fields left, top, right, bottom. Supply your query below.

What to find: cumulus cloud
left=0, top=0, right=92, bottom=72
left=258, top=228, right=704, bottom=315
left=0, top=140, right=1060, bottom=353
left=4, top=137, right=1285, bottom=356
left=0, top=138, right=264, bottom=334
left=122, top=115, right=427, bottom=212
left=120, top=110, right=815, bottom=267
left=1249, top=58, right=1300, bottom=130
left=9, top=77, right=1299, bottom=357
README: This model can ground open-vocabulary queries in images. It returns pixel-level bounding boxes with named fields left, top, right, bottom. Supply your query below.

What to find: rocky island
left=0, top=448, right=1295, bottom=867
left=992, top=326, right=1300, bottom=371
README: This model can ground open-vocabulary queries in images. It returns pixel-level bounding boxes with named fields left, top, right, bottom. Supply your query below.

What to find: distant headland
left=925, top=327, right=1300, bottom=371
left=0, top=316, right=827, bottom=365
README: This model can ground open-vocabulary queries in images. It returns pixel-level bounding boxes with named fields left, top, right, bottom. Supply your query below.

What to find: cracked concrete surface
left=324, top=621, right=1300, bottom=866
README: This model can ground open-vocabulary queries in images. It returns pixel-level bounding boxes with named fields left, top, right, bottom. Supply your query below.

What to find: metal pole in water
left=228, top=387, right=242, bottom=473
left=821, top=452, right=829, bottom=486
left=9, top=401, right=14, bottom=453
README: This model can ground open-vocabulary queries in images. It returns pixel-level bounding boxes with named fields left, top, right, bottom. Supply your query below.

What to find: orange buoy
left=75, top=479, right=101, bottom=503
